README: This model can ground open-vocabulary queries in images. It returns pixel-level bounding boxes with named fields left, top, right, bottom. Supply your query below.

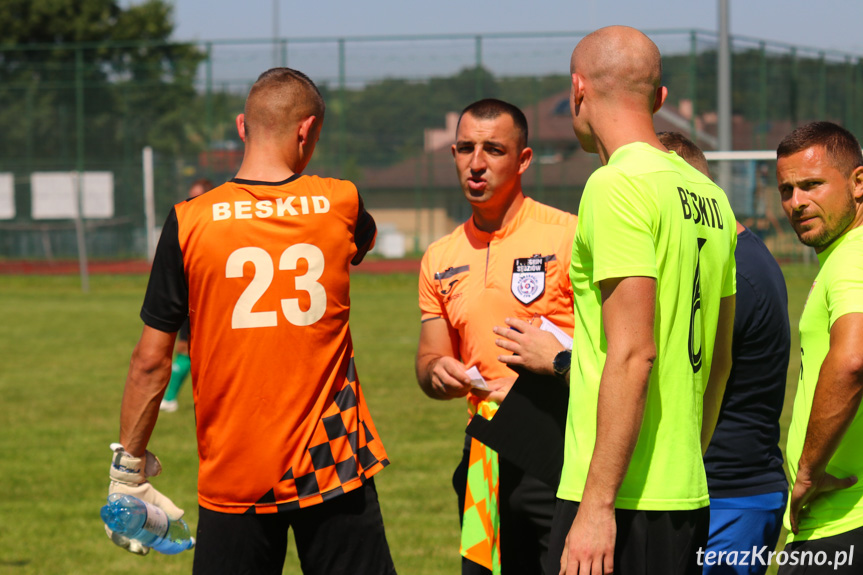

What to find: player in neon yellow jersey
left=549, top=26, right=737, bottom=575
left=776, top=121, right=863, bottom=574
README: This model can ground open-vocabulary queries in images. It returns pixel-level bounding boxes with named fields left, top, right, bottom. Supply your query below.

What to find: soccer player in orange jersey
left=106, top=68, right=395, bottom=575
left=416, top=98, right=577, bottom=574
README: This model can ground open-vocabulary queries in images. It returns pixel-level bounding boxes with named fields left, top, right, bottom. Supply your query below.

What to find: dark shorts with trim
left=192, top=478, right=396, bottom=575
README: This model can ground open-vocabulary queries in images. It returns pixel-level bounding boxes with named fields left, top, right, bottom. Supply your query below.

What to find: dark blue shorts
left=704, top=490, right=787, bottom=575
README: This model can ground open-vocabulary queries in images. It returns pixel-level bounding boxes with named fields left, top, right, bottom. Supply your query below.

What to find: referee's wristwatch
left=552, top=349, right=571, bottom=379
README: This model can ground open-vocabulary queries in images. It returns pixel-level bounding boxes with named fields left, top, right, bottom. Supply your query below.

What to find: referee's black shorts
left=192, top=478, right=396, bottom=575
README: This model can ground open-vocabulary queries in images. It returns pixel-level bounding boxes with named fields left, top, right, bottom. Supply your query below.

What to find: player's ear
left=570, top=73, right=585, bottom=109
left=236, top=114, right=247, bottom=143
left=298, top=115, right=317, bottom=145
left=653, top=86, right=668, bottom=114
left=517, top=146, right=533, bottom=175
left=851, top=165, right=863, bottom=201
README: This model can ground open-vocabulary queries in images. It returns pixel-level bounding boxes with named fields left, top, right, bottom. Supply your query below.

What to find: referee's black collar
left=230, top=174, right=301, bottom=187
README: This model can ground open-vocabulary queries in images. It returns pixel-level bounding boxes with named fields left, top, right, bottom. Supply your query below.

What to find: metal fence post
left=853, top=58, right=861, bottom=136
left=532, top=75, right=544, bottom=202
left=205, top=42, right=214, bottom=179
left=817, top=51, right=826, bottom=119
left=475, top=35, right=483, bottom=100
left=339, top=38, right=346, bottom=178
left=689, top=30, right=697, bottom=140
left=790, top=47, right=799, bottom=127
left=846, top=56, right=853, bottom=132
left=758, top=41, right=767, bottom=149
left=75, top=46, right=89, bottom=293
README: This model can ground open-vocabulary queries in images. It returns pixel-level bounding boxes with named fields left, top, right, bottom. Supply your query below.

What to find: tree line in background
left=0, top=0, right=860, bottom=216
left=0, top=0, right=204, bottom=165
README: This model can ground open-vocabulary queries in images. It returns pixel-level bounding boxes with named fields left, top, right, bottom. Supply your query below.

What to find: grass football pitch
left=0, top=264, right=818, bottom=574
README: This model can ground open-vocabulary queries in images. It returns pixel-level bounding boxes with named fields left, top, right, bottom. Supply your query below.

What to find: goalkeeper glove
left=106, top=442, right=184, bottom=555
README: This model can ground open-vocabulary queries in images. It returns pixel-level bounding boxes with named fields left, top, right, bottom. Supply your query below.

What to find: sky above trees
left=170, top=0, right=863, bottom=55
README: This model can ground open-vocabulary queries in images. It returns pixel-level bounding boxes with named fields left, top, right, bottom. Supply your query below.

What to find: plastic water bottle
left=100, top=493, right=195, bottom=555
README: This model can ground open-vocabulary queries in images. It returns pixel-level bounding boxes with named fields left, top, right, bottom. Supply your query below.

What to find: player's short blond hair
left=244, top=68, right=325, bottom=142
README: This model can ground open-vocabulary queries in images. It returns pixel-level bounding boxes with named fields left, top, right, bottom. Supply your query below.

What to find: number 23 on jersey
left=226, top=244, right=327, bottom=329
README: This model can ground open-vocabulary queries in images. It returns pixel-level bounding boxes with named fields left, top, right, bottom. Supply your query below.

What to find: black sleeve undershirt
left=140, top=207, right=189, bottom=333
left=352, top=193, right=376, bottom=265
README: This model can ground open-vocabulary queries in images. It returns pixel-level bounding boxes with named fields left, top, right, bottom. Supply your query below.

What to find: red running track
left=0, top=258, right=421, bottom=276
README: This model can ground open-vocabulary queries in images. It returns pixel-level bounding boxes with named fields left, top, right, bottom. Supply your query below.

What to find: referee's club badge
left=511, top=255, right=547, bottom=304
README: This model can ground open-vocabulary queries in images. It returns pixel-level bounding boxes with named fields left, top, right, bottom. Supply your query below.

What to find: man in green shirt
left=776, top=121, right=863, bottom=574
left=549, top=26, right=737, bottom=575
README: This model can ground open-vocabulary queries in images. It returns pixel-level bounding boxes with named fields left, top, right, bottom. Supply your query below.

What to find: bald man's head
left=571, top=26, right=662, bottom=111
left=243, top=68, right=325, bottom=143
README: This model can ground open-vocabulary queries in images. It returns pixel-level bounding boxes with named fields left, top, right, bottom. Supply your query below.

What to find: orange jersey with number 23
left=141, top=174, right=388, bottom=514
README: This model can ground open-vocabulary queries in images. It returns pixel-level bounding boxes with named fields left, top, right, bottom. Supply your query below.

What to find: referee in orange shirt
left=416, top=98, right=577, bottom=574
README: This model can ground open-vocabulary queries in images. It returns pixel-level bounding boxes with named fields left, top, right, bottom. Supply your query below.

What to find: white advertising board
left=31, top=172, right=114, bottom=219
left=0, top=173, right=14, bottom=219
